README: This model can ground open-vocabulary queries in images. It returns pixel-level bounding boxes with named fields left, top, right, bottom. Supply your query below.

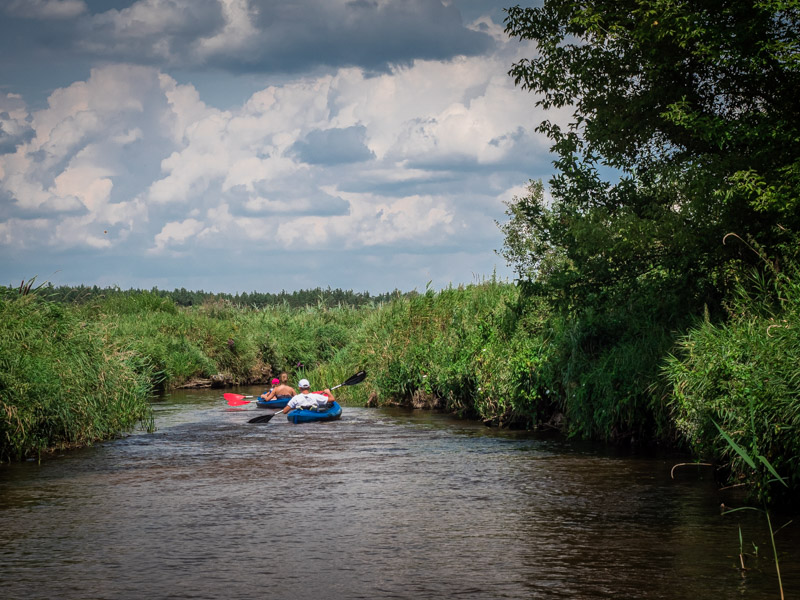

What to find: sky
left=0, top=0, right=560, bottom=295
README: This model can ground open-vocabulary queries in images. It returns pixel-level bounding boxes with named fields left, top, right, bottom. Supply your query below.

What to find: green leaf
left=713, top=420, right=756, bottom=470
left=756, top=454, right=789, bottom=488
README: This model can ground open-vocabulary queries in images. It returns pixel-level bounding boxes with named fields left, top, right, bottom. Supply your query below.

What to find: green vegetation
left=315, top=279, right=551, bottom=427
left=498, top=0, right=800, bottom=505
left=38, top=282, right=400, bottom=309
left=714, top=426, right=790, bottom=599
left=665, top=265, right=800, bottom=506
left=0, top=285, right=371, bottom=460
left=0, top=287, right=154, bottom=462
left=3, top=271, right=799, bottom=507
left=2, top=1, right=798, bottom=513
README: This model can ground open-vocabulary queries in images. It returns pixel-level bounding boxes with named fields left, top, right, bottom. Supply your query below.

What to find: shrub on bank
left=665, top=269, right=800, bottom=504
left=0, top=291, right=153, bottom=461
left=538, top=303, right=680, bottom=444
left=319, top=278, right=562, bottom=427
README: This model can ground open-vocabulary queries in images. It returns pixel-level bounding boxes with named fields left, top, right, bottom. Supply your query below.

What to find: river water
left=1, top=388, right=798, bottom=600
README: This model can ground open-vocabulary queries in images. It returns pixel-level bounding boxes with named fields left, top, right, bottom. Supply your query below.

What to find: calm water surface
left=1, top=388, right=798, bottom=599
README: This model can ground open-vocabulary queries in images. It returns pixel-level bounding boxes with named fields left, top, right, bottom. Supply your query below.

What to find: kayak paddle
left=224, top=393, right=255, bottom=406
left=248, top=370, right=367, bottom=424
left=248, top=411, right=280, bottom=424
left=330, top=370, right=367, bottom=390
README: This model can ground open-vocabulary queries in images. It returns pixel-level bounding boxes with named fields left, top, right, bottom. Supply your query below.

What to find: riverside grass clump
left=87, top=293, right=262, bottom=388
left=243, top=301, right=365, bottom=379
left=85, top=292, right=364, bottom=390
left=315, top=278, right=561, bottom=428
left=665, top=267, right=800, bottom=506
left=322, top=278, right=677, bottom=441
left=0, top=289, right=154, bottom=461
left=544, top=301, right=680, bottom=444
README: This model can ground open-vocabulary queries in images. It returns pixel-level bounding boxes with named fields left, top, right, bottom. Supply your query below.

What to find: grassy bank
left=0, top=289, right=155, bottom=461
left=316, top=279, right=553, bottom=426
left=3, top=278, right=798, bottom=505
left=665, top=268, right=800, bottom=505
left=0, top=287, right=367, bottom=460
left=320, top=278, right=678, bottom=443
left=79, top=291, right=366, bottom=390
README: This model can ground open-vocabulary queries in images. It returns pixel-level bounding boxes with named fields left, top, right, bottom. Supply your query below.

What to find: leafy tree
left=498, top=2, right=800, bottom=446
left=503, top=1, right=800, bottom=312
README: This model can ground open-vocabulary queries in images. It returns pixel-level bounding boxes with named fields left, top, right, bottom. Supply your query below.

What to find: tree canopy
left=502, top=0, right=800, bottom=314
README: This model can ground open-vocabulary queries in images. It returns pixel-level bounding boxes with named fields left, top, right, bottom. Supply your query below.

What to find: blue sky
left=0, top=0, right=558, bottom=295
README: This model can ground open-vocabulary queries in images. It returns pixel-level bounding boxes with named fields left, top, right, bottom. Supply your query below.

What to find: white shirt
left=287, top=392, right=330, bottom=410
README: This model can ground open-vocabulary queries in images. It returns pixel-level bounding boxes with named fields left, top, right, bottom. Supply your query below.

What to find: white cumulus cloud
left=0, top=7, right=560, bottom=291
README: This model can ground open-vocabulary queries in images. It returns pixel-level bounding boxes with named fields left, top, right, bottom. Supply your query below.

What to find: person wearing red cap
left=260, top=377, right=296, bottom=403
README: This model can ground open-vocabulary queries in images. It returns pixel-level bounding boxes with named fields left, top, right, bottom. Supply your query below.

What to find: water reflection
left=0, top=388, right=797, bottom=599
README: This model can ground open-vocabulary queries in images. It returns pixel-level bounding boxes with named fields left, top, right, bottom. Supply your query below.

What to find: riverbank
left=2, top=279, right=798, bottom=507
left=0, top=291, right=154, bottom=461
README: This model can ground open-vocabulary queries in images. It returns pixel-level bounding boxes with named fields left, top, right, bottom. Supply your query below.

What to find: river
left=1, top=388, right=797, bottom=599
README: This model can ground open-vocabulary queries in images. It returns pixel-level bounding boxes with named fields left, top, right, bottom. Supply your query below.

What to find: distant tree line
left=14, top=282, right=405, bottom=309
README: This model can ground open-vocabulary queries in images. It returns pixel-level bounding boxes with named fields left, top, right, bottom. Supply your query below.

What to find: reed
left=0, top=288, right=370, bottom=459
left=715, top=421, right=790, bottom=599
left=665, top=266, right=800, bottom=505
left=0, top=289, right=154, bottom=461
left=89, top=292, right=369, bottom=391
left=312, top=278, right=561, bottom=426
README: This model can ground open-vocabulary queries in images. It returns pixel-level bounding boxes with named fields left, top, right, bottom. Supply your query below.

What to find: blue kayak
left=286, top=401, right=342, bottom=424
left=256, top=396, right=291, bottom=409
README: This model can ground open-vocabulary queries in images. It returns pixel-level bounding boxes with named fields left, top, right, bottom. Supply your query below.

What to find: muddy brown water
left=1, top=388, right=798, bottom=599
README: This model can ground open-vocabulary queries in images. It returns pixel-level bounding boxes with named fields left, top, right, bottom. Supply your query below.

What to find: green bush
left=0, top=294, right=153, bottom=461
left=540, top=305, right=678, bottom=443
left=321, top=278, right=560, bottom=426
left=665, top=269, right=800, bottom=504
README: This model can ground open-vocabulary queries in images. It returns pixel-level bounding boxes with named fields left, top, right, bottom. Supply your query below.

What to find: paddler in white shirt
left=278, top=378, right=334, bottom=413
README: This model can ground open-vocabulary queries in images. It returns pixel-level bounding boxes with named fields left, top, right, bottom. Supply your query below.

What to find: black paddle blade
left=248, top=413, right=277, bottom=424
left=342, top=370, right=367, bottom=386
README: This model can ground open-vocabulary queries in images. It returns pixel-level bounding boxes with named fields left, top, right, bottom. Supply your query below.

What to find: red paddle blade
left=224, top=393, right=252, bottom=406
left=227, top=399, right=251, bottom=406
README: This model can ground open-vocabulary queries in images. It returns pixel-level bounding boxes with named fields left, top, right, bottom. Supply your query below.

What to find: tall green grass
left=0, top=288, right=371, bottom=459
left=320, top=277, right=681, bottom=443
left=314, top=278, right=560, bottom=427
left=665, top=267, right=800, bottom=504
left=85, top=293, right=367, bottom=391
left=90, top=294, right=259, bottom=388
left=0, top=290, right=154, bottom=461
left=542, top=304, right=679, bottom=444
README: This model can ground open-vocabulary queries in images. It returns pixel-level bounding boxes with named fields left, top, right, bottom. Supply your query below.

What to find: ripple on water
left=1, top=393, right=798, bottom=600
